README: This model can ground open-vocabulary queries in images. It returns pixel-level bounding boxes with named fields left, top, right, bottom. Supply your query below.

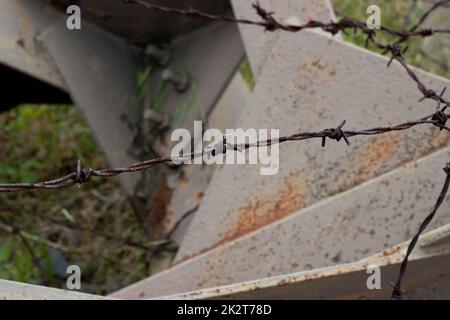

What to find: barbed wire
left=0, top=109, right=448, bottom=192
left=391, top=162, right=450, bottom=299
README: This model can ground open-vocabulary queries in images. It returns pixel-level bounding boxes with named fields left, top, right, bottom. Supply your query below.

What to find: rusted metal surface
left=230, top=0, right=336, bottom=78
left=157, top=224, right=450, bottom=300
left=0, top=0, right=66, bottom=89
left=39, top=19, right=143, bottom=195
left=110, top=146, right=450, bottom=298
left=139, top=21, right=245, bottom=237
left=175, top=30, right=450, bottom=264
left=163, top=74, right=251, bottom=242
left=0, top=279, right=109, bottom=300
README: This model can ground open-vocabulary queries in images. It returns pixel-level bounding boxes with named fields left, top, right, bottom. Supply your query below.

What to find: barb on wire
left=124, top=0, right=450, bottom=108
left=0, top=110, right=448, bottom=193
left=391, top=162, right=450, bottom=300
left=321, top=120, right=350, bottom=147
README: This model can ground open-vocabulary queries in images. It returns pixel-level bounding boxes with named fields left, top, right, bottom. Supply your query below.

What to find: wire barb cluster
left=321, top=120, right=350, bottom=147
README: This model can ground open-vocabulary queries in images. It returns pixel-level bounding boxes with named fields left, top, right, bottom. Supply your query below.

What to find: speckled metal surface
left=175, top=30, right=450, bottom=264
left=230, top=0, right=336, bottom=78
left=110, top=146, right=450, bottom=299
left=0, top=279, right=108, bottom=300
left=156, top=225, right=450, bottom=300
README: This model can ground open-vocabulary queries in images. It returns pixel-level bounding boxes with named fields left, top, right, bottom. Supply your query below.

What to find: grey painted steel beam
left=39, top=19, right=143, bottom=195
left=158, top=225, right=450, bottom=300
left=0, top=0, right=66, bottom=89
left=76, top=0, right=231, bottom=45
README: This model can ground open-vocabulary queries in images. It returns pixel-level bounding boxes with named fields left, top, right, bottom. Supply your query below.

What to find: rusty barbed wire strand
left=391, top=162, right=450, bottom=299
left=124, top=0, right=450, bottom=108
left=0, top=109, right=448, bottom=193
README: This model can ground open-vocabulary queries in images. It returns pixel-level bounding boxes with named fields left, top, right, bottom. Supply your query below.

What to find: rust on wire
left=0, top=111, right=448, bottom=192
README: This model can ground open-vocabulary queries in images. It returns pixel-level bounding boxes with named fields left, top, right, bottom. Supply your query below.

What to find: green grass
left=0, top=105, right=150, bottom=294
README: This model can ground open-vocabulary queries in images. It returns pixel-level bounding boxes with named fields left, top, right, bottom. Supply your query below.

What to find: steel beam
left=39, top=18, right=143, bottom=195
left=230, top=0, right=336, bottom=78
left=0, top=0, right=66, bottom=89
left=158, top=224, right=450, bottom=300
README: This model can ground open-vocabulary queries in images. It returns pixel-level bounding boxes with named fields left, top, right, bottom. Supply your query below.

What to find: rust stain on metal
left=219, top=174, right=307, bottom=246
left=174, top=174, right=308, bottom=265
left=430, top=130, right=450, bottom=149
left=381, top=245, right=402, bottom=257
left=193, top=191, right=204, bottom=205
left=352, top=133, right=399, bottom=183
left=11, top=1, right=35, bottom=44
left=16, top=39, right=26, bottom=49
left=149, top=182, right=172, bottom=234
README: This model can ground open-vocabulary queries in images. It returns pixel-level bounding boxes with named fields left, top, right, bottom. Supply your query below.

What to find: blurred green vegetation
left=0, top=105, right=150, bottom=294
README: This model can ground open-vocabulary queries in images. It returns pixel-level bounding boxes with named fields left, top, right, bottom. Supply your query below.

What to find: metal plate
left=157, top=226, right=450, bottom=299
left=175, top=30, right=450, bottom=264
left=110, top=146, right=450, bottom=298
left=39, top=19, right=143, bottom=195
left=60, top=0, right=231, bottom=45
left=231, top=0, right=336, bottom=78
